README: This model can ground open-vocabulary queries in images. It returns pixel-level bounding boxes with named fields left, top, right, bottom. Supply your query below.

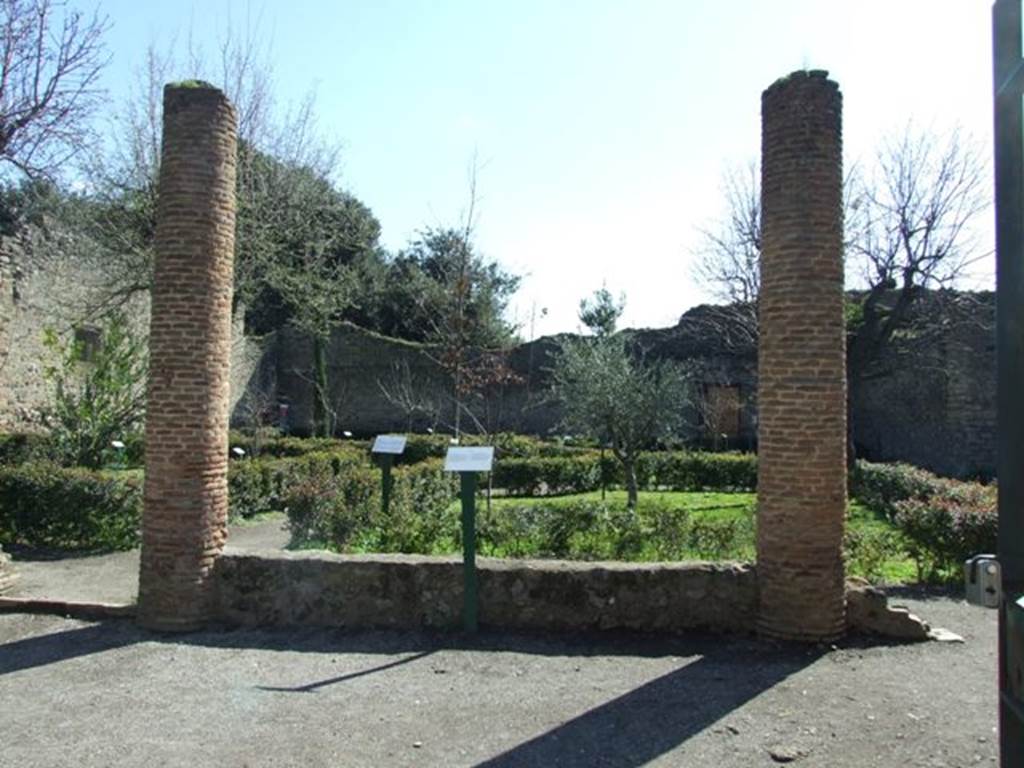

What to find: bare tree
left=377, top=358, right=443, bottom=432
left=845, top=127, right=990, bottom=386
left=692, top=162, right=761, bottom=305
left=0, top=0, right=109, bottom=179
left=692, top=125, right=991, bottom=459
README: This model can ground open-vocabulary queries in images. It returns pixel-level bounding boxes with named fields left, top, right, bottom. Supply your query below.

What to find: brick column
left=137, top=84, right=237, bottom=631
left=756, top=70, right=847, bottom=642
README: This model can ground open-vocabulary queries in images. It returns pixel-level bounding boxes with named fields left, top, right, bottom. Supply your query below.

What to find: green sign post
left=445, top=446, right=495, bottom=633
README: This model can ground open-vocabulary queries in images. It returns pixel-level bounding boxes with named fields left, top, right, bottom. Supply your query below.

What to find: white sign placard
left=444, top=446, right=494, bottom=473
left=371, top=435, right=407, bottom=455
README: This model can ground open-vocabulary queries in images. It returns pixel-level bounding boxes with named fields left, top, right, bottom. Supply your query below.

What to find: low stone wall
left=214, top=549, right=758, bottom=634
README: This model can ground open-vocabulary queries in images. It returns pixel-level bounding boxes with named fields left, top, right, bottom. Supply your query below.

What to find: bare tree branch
left=0, top=0, right=109, bottom=179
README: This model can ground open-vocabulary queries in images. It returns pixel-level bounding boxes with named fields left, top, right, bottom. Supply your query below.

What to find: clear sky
left=89, top=0, right=996, bottom=337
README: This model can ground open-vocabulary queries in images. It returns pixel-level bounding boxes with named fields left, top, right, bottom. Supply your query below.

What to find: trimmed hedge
left=893, top=479, right=997, bottom=579
left=492, top=451, right=758, bottom=495
left=476, top=498, right=754, bottom=562
left=228, top=450, right=368, bottom=520
left=849, top=461, right=945, bottom=517
left=851, top=460, right=997, bottom=580
left=284, top=459, right=457, bottom=553
left=0, top=462, right=142, bottom=550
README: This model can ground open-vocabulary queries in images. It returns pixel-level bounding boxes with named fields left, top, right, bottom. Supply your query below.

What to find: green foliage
left=850, top=459, right=997, bottom=581
left=893, top=481, right=997, bottom=580
left=0, top=462, right=141, bottom=550
left=578, top=287, right=625, bottom=337
left=227, top=430, right=367, bottom=459
left=552, top=333, right=691, bottom=507
left=0, top=432, right=54, bottom=465
left=364, top=227, right=520, bottom=347
left=494, top=455, right=603, bottom=496
left=227, top=450, right=367, bottom=520
left=40, top=314, right=147, bottom=469
left=283, top=459, right=457, bottom=552
left=490, top=450, right=756, bottom=496
left=477, top=497, right=754, bottom=562
left=843, top=527, right=908, bottom=583
left=849, top=460, right=944, bottom=517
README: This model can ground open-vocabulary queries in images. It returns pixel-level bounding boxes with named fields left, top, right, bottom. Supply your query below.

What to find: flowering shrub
left=893, top=479, right=997, bottom=579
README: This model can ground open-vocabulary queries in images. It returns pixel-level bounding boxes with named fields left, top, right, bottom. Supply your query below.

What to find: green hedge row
left=284, top=459, right=457, bottom=553
left=492, top=451, right=758, bottom=495
left=851, top=460, right=997, bottom=579
left=0, top=463, right=142, bottom=550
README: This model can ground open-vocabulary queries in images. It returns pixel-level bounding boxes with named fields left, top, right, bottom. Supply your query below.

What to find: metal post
left=380, top=455, right=393, bottom=518
left=992, top=2, right=1024, bottom=763
left=460, top=471, right=478, bottom=632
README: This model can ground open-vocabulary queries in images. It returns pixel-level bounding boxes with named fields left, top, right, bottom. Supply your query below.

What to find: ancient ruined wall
left=756, top=71, right=847, bottom=642
left=137, top=84, right=237, bottom=631
left=0, top=230, right=150, bottom=430
left=852, top=293, right=997, bottom=478
left=216, top=550, right=759, bottom=633
left=0, top=234, right=258, bottom=435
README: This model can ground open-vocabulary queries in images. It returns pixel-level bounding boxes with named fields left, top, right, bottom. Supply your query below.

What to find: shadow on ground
left=4, top=617, right=935, bottom=767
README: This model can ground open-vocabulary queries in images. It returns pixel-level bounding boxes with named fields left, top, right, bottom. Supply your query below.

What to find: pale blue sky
left=90, top=0, right=995, bottom=336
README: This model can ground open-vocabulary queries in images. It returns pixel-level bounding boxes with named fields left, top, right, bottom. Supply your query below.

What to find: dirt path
left=6, top=514, right=289, bottom=604
left=0, top=591, right=998, bottom=767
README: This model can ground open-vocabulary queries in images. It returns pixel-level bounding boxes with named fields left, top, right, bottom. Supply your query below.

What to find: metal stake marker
left=380, top=454, right=394, bottom=517
left=460, top=471, right=478, bottom=632
left=371, top=435, right=407, bottom=520
left=444, top=446, right=494, bottom=634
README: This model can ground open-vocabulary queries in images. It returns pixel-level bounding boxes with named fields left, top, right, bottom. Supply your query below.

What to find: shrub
left=843, top=527, right=907, bottom=582
left=0, top=462, right=141, bottom=550
left=490, top=450, right=757, bottom=496
left=227, top=431, right=367, bottom=460
left=0, top=432, right=54, bottom=465
left=893, top=480, right=997, bottom=579
left=227, top=450, right=368, bottom=520
left=40, top=313, right=147, bottom=469
left=493, top=455, right=603, bottom=496
left=849, top=460, right=944, bottom=517
left=371, top=460, right=458, bottom=553
left=283, top=458, right=456, bottom=553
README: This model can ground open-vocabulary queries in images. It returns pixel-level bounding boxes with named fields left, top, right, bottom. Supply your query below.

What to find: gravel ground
left=0, top=589, right=998, bottom=767
left=5, top=515, right=290, bottom=604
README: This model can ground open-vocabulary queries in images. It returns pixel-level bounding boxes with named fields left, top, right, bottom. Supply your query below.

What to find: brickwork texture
left=137, top=85, right=238, bottom=631
left=756, top=71, right=847, bottom=641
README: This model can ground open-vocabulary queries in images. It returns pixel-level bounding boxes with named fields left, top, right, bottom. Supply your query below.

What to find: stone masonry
left=137, top=84, right=238, bottom=631
left=756, top=71, right=847, bottom=642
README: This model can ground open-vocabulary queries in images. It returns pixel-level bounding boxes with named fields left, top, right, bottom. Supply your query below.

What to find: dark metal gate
left=992, top=2, right=1024, bottom=764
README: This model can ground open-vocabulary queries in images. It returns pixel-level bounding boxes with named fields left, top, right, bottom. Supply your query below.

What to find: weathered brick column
left=756, top=70, right=847, bottom=642
left=137, top=84, right=237, bottom=631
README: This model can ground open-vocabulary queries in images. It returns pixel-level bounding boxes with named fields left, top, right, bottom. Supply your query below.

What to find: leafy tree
left=255, top=155, right=381, bottom=436
left=378, top=226, right=519, bottom=437
left=578, top=286, right=625, bottom=338
left=553, top=293, right=690, bottom=509
left=40, top=313, right=147, bottom=468
left=0, top=0, right=110, bottom=179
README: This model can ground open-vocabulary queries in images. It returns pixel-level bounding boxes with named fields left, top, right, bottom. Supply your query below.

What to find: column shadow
left=473, top=644, right=814, bottom=768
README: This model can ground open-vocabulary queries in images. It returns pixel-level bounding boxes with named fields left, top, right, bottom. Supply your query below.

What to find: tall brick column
left=756, top=71, right=847, bottom=642
left=137, top=84, right=237, bottom=631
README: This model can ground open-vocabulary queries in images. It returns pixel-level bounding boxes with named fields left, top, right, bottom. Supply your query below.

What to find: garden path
left=5, top=514, right=289, bottom=604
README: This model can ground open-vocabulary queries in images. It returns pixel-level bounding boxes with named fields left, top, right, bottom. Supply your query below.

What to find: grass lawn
left=466, top=489, right=917, bottom=584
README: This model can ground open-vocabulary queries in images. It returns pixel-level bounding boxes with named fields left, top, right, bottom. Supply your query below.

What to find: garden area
left=0, top=428, right=997, bottom=586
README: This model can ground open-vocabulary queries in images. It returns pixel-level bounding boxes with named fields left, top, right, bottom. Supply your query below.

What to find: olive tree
left=552, top=292, right=690, bottom=509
